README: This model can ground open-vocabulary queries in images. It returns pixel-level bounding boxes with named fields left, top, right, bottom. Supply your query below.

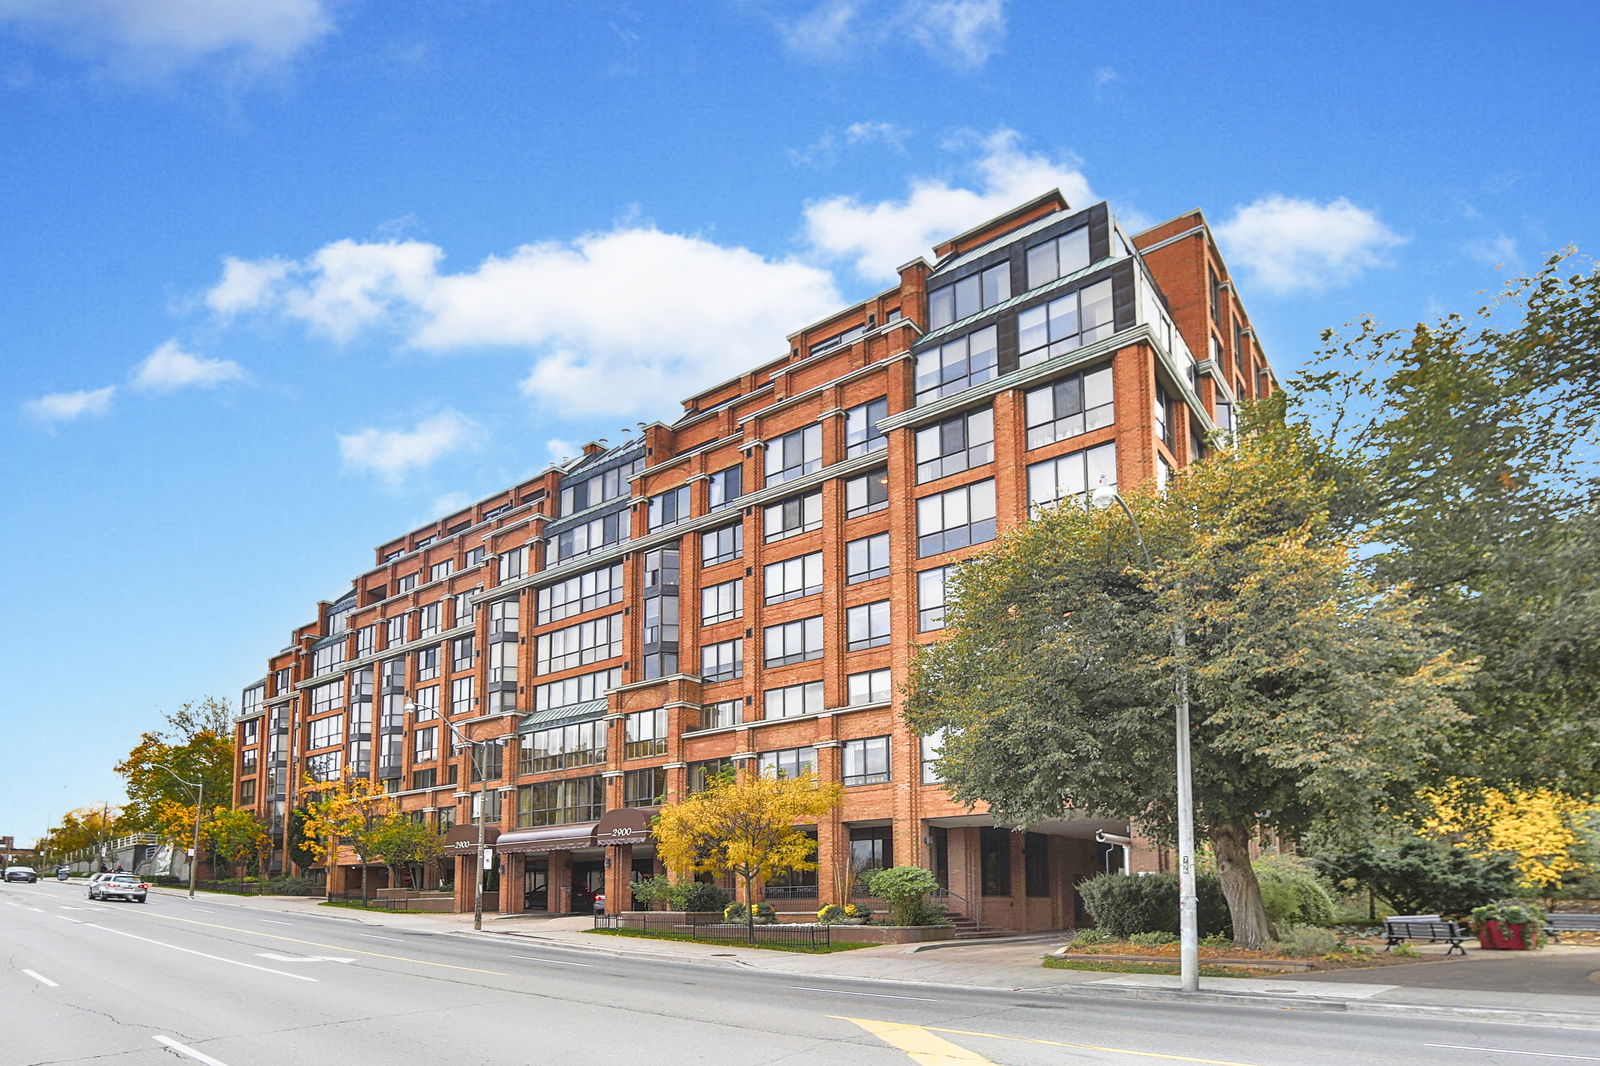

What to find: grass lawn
left=1044, top=957, right=1284, bottom=978
left=318, top=899, right=432, bottom=914
left=588, top=927, right=872, bottom=954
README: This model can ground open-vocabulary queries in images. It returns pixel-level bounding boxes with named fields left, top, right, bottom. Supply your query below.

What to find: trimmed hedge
left=1077, top=872, right=1232, bottom=938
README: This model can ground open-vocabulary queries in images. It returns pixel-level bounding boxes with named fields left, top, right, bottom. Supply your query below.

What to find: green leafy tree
left=1292, top=254, right=1600, bottom=790
left=114, top=697, right=234, bottom=834
left=905, top=427, right=1471, bottom=946
left=367, top=818, right=446, bottom=894
left=206, top=807, right=272, bottom=891
left=1311, top=838, right=1518, bottom=917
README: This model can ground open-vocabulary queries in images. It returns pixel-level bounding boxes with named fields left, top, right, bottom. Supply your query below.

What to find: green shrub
left=1254, top=857, right=1337, bottom=927
left=1200, top=932, right=1232, bottom=948
left=674, top=881, right=730, bottom=913
left=1272, top=924, right=1340, bottom=957
left=1128, top=931, right=1180, bottom=947
left=817, top=904, right=847, bottom=924
left=1077, top=873, right=1231, bottom=939
left=263, top=875, right=322, bottom=896
left=629, top=874, right=674, bottom=909
left=866, top=865, right=941, bottom=926
left=1311, top=839, right=1516, bottom=917
left=723, top=901, right=775, bottom=922
left=1069, top=927, right=1115, bottom=947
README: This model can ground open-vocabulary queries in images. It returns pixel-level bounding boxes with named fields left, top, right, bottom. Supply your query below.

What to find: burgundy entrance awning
left=494, top=822, right=599, bottom=854
left=442, top=825, right=500, bottom=854
left=593, top=807, right=655, bottom=847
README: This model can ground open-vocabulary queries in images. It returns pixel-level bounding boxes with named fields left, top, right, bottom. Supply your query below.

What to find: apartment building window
left=1154, top=383, right=1172, bottom=448
left=850, top=826, right=893, bottom=890
left=453, top=592, right=475, bottom=627
left=765, top=681, right=823, bottom=720
left=559, top=459, right=641, bottom=516
left=381, top=656, right=405, bottom=691
left=411, top=685, right=438, bottom=721
left=1215, top=399, right=1235, bottom=439
left=239, top=779, right=257, bottom=805
left=764, top=553, right=822, bottom=604
left=1157, top=456, right=1174, bottom=492
left=701, top=578, right=744, bottom=624
left=470, top=739, right=505, bottom=783
left=499, top=547, right=526, bottom=583
left=842, top=737, right=891, bottom=786
left=413, top=726, right=438, bottom=763
left=416, top=645, right=440, bottom=681
left=310, top=681, right=342, bottom=716
left=418, top=602, right=441, bottom=638
left=641, top=546, right=680, bottom=681
left=517, top=776, right=604, bottom=827
left=700, top=638, right=744, bottom=681
left=538, top=563, right=623, bottom=624
left=921, top=730, right=946, bottom=784
left=242, top=719, right=259, bottom=745
left=846, top=601, right=891, bottom=651
left=273, top=667, right=292, bottom=696
left=312, top=640, right=345, bottom=677
left=765, top=424, right=822, bottom=487
left=1025, top=226, right=1090, bottom=290
left=536, top=615, right=623, bottom=673
left=688, top=757, right=733, bottom=794
left=411, top=768, right=437, bottom=790
left=702, top=523, right=744, bottom=565
left=386, top=616, right=406, bottom=648
left=356, top=625, right=376, bottom=658
left=472, top=789, right=504, bottom=825
left=308, top=714, right=343, bottom=750
left=707, top=465, right=743, bottom=510
left=915, top=325, right=998, bottom=404
left=430, top=560, right=454, bottom=583
left=648, top=485, right=692, bottom=531
left=398, top=573, right=419, bottom=593
left=915, top=407, right=994, bottom=483
left=532, top=667, right=619, bottom=712
left=453, top=635, right=475, bottom=672
left=698, top=699, right=741, bottom=730
left=846, top=533, right=890, bottom=584
left=764, top=616, right=823, bottom=667
left=464, top=546, right=485, bottom=569
left=551, top=511, right=628, bottom=564
left=916, top=480, right=997, bottom=557
left=1025, top=364, right=1114, bottom=448
left=305, top=751, right=342, bottom=782
left=844, top=469, right=890, bottom=518
left=764, top=491, right=822, bottom=542
left=1209, top=267, right=1222, bottom=320
left=847, top=669, right=892, bottom=706
left=927, top=262, right=1011, bottom=329
left=624, top=709, right=667, bottom=760
left=844, top=397, right=889, bottom=457
left=1027, top=442, right=1118, bottom=513
left=488, top=643, right=518, bottom=697
left=1016, top=279, right=1116, bottom=368
left=519, top=719, right=606, bottom=774
left=450, top=676, right=474, bottom=716
left=624, top=767, right=667, bottom=808
left=981, top=827, right=1013, bottom=896
left=436, top=806, right=455, bottom=831
left=759, top=746, right=817, bottom=779
left=918, top=567, right=952, bottom=631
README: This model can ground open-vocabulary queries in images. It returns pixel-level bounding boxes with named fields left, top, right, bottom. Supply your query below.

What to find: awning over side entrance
left=494, top=822, right=600, bottom=854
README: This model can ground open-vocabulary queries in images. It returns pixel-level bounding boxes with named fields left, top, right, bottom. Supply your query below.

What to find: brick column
left=605, top=844, right=632, bottom=913
left=548, top=851, right=573, bottom=914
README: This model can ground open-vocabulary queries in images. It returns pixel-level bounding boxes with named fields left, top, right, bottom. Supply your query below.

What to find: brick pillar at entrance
left=548, top=851, right=573, bottom=914
left=503, top=853, right=525, bottom=914
left=453, top=856, right=475, bottom=912
left=604, top=844, right=631, bottom=913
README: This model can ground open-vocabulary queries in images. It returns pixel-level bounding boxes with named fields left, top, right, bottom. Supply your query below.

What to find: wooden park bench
left=1383, top=914, right=1469, bottom=956
left=1545, top=913, right=1600, bottom=943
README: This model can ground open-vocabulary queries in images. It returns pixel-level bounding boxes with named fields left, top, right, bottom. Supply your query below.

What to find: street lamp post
left=408, top=703, right=490, bottom=932
left=153, top=763, right=204, bottom=899
left=1092, top=486, right=1199, bottom=993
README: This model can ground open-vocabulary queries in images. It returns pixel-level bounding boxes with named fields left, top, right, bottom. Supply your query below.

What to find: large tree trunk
left=1211, top=822, right=1275, bottom=948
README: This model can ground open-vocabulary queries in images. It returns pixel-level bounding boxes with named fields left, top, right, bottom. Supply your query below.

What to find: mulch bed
left=1062, top=940, right=1440, bottom=973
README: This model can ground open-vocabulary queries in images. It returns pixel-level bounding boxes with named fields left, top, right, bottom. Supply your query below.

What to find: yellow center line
left=833, top=1017, right=1265, bottom=1066
left=139, top=911, right=507, bottom=976
left=841, top=1017, right=998, bottom=1065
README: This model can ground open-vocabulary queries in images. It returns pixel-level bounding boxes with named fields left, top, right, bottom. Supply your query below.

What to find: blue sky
left=3, top=0, right=1596, bottom=846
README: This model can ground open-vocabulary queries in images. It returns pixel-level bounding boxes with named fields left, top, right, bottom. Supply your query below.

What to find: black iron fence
left=595, top=913, right=832, bottom=948
left=326, top=892, right=409, bottom=910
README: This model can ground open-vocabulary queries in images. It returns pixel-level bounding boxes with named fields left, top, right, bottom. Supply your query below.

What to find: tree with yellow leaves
left=299, top=774, right=396, bottom=901
left=1423, top=780, right=1598, bottom=892
left=653, top=768, right=842, bottom=930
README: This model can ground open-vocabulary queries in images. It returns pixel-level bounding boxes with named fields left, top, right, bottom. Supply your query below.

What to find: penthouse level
left=234, top=191, right=1274, bottom=929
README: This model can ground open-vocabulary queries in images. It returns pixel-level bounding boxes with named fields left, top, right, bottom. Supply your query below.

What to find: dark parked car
left=4, top=866, right=38, bottom=883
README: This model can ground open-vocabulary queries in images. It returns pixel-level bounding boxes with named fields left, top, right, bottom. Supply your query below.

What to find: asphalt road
left=3, top=879, right=1598, bottom=1066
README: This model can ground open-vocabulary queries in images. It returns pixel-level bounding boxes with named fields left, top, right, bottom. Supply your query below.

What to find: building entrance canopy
left=494, top=808, right=655, bottom=854
left=442, top=825, right=501, bottom=854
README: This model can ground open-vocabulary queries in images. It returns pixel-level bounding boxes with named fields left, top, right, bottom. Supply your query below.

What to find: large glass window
left=308, top=714, right=343, bottom=750
left=310, top=681, right=342, bottom=716
left=1024, top=226, right=1090, bottom=290
left=981, top=827, right=1013, bottom=896
left=847, top=669, right=892, bottom=706
left=921, top=729, right=945, bottom=784
left=915, top=325, right=998, bottom=405
left=700, top=638, right=744, bottom=681
left=764, top=491, right=823, bottom=542
left=1024, top=364, right=1114, bottom=449
left=532, top=667, right=619, bottom=712
left=707, top=465, right=743, bottom=510
left=624, top=709, right=667, bottom=759
left=312, top=641, right=345, bottom=677
left=550, top=511, right=628, bottom=564
left=850, top=826, right=893, bottom=891
left=410, top=684, right=438, bottom=721
left=842, top=737, right=891, bottom=786
left=701, top=578, right=744, bottom=624
left=418, top=602, right=441, bottom=638
left=927, top=262, right=1011, bottom=329
left=918, top=567, right=952, bottom=631
left=489, top=598, right=519, bottom=636
left=1016, top=279, right=1115, bottom=368
left=535, top=615, right=623, bottom=673
left=765, top=681, right=823, bottom=720
left=1154, top=383, right=1172, bottom=448
left=453, top=635, right=475, bottom=672
left=764, top=553, right=823, bottom=604
left=846, top=601, right=891, bottom=651
left=450, top=676, right=474, bottom=716
left=702, top=523, right=743, bottom=566
left=559, top=458, right=642, bottom=516
left=519, top=720, right=606, bottom=774
left=1027, top=442, right=1117, bottom=513
left=915, top=407, right=994, bottom=483
left=844, top=469, right=889, bottom=518
left=516, top=776, right=604, bottom=827
left=688, top=757, right=733, bottom=794
left=537, top=563, right=623, bottom=624
left=758, top=746, right=817, bottom=779
left=765, top=424, right=822, bottom=487
left=499, top=547, right=527, bottom=583
left=413, top=726, right=437, bottom=763
left=647, top=485, right=692, bottom=531
left=624, top=768, right=667, bottom=808
left=844, top=397, right=889, bottom=457
left=916, top=480, right=997, bottom=557
left=764, top=616, right=823, bottom=667
left=698, top=699, right=741, bottom=731
left=846, top=532, right=890, bottom=584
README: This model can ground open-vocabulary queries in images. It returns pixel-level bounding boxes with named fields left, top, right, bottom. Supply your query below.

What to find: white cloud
left=428, top=490, right=474, bottom=519
left=206, top=256, right=292, bottom=314
left=1213, top=195, right=1405, bottom=294
left=337, top=410, right=479, bottom=483
left=803, top=129, right=1094, bottom=280
left=0, top=0, right=336, bottom=77
left=777, top=0, right=860, bottom=56
left=213, top=226, right=842, bottom=415
left=130, top=339, right=245, bottom=391
left=900, top=0, right=1005, bottom=69
left=776, top=0, right=1005, bottom=70
left=1093, top=66, right=1117, bottom=88
left=788, top=120, right=911, bottom=169
left=544, top=438, right=577, bottom=465
left=23, top=385, right=115, bottom=422
left=1464, top=235, right=1518, bottom=268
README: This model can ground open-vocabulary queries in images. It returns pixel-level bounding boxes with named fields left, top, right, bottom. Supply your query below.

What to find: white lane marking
left=27, top=907, right=45, bottom=913
left=22, top=969, right=59, bottom=987
left=509, top=956, right=592, bottom=967
left=789, top=986, right=941, bottom=1002
left=1426, top=1046, right=1600, bottom=1062
left=152, top=1035, right=232, bottom=1066
left=85, top=924, right=317, bottom=983
left=55, top=916, right=85, bottom=924
left=255, top=953, right=354, bottom=963
left=358, top=934, right=403, bottom=942
left=259, top=919, right=292, bottom=925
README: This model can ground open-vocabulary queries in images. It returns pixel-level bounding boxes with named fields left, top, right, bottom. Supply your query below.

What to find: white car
left=89, top=874, right=149, bottom=903
left=3, top=866, right=38, bottom=883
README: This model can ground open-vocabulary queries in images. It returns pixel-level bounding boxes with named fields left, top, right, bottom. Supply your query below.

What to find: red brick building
left=234, top=191, right=1274, bottom=930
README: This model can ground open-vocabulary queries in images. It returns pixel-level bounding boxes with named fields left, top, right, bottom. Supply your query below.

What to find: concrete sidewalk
left=155, top=887, right=1600, bottom=1027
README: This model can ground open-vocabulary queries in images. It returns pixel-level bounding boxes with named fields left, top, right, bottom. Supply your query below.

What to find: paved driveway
left=1295, top=945, right=1600, bottom=996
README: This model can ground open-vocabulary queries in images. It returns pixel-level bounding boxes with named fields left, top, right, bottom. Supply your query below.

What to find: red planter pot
left=1476, top=919, right=1532, bottom=950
